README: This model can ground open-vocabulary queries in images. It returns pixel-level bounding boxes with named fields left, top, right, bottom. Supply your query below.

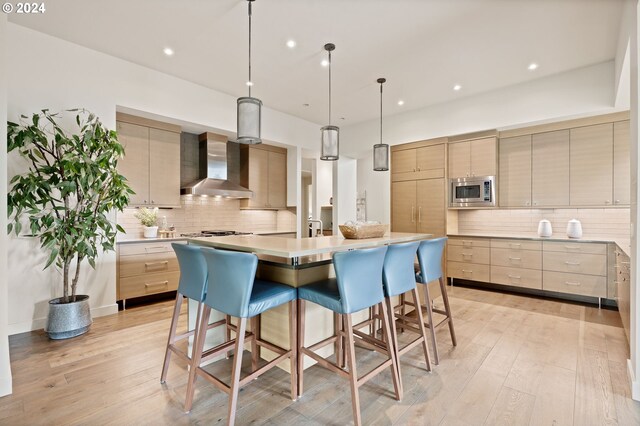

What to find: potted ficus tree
left=7, top=109, right=133, bottom=339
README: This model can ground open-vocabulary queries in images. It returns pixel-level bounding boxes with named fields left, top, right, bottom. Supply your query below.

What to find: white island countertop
left=187, top=232, right=432, bottom=260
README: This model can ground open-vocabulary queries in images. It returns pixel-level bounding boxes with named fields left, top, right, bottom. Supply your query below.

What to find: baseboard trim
left=8, top=303, right=119, bottom=336
left=627, top=359, right=640, bottom=401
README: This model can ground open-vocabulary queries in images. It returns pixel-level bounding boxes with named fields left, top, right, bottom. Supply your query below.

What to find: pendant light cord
left=248, top=1, right=252, bottom=98
left=380, top=81, right=383, bottom=144
left=328, top=50, right=332, bottom=125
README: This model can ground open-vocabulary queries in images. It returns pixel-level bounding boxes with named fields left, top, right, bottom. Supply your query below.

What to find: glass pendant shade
left=237, top=96, right=262, bottom=144
left=373, top=143, right=389, bottom=171
left=320, top=125, right=339, bottom=161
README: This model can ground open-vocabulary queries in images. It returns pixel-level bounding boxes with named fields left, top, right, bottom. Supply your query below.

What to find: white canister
left=566, top=219, right=582, bottom=239
left=143, top=226, right=159, bottom=238
left=537, top=219, right=552, bottom=237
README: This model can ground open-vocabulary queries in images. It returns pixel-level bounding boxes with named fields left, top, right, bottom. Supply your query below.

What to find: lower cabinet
left=615, top=248, right=630, bottom=342
left=117, top=240, right=186, bottom=304
left=447, top=236, right=614, bottom=300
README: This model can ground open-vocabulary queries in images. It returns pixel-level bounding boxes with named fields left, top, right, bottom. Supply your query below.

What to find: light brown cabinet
left=391, top=143, right=445, bottom=182
left=391, top=178, right=446, bottom=236
left=531, top=130, right=570, bottom=207
left=448, top=137, right=496, bottom=178
left=116, top=114, right=181, bottom=207
left=614, top=121, right=630, bottom=205
left=117, top=240, right=186, bottom=305
left=499, top=135, right=532, bottom=207
left=569, top=123, right=613, bottom=206
left=240, top=144, right=287, bottom=209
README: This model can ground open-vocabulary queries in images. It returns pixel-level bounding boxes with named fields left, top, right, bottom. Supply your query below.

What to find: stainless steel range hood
left=180, top=132, right=253, bottom=199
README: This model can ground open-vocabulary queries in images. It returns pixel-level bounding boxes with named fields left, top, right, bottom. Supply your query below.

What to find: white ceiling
left=9, top=0, right=625, bottom=125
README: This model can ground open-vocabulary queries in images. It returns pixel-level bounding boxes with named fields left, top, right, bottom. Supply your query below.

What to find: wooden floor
left=2, top=286, right=640, bottom=425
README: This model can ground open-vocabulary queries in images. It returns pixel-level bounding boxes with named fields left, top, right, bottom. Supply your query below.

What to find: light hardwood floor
left=1, top=286, right=639, bottom=425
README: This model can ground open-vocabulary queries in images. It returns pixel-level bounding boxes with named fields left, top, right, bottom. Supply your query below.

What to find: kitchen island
left=186, top=232, right=432, bottom=370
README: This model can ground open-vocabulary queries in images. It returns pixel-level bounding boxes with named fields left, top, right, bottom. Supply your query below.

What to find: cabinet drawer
left=542, top=252, right=607, bottom=276
left=119, top=241, right=179, bottom=256
left=119, top=251, right=179, bottom=278
left=491, top=239, right=541, bottom=251
left=119, top=271, right=180, bottom=300
left=543, top=271, right=606, bottom=297
left=447, top=245, right=490, bottom=264
left=543, top=241, right=607, bottom=255
left=491, top=266, right=542, bottom=290
left=447, top=261, right=490, bottom=282
left=491, top=248, right=541, bottom=269
left=448, top=237, right=491, bottom=248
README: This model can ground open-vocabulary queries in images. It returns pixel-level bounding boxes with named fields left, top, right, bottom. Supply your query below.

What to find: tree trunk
left=71, top=255, right=82, bottom=303
left=62, top=259, right=70, bottom=304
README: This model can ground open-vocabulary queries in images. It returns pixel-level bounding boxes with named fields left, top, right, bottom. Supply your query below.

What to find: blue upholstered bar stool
left=416, top=237, right=457, bottom=364
left=297, top=246, right=401, bottom=426
left=185, top=248, right=298, bottom=426
left=161, top=243, right=228, bottom=386
left=382, top=241, right=432, bottom=390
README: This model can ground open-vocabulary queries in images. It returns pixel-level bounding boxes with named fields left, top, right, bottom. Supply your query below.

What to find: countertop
left=187, top=232, right=432, bottom=259
left=116, top=229, right=297, bottom=244
left=448, top=232, right=630, bottom=256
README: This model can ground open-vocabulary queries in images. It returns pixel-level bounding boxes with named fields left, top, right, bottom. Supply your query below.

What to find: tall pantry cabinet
left=391, top=139, right=447, bottom=237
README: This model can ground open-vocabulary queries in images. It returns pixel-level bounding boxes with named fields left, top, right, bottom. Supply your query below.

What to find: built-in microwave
left=449, top=176, right=496, bottom=208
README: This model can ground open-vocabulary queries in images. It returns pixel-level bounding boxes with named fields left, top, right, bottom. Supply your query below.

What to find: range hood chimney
left=180, top=132, right=253, bottom=199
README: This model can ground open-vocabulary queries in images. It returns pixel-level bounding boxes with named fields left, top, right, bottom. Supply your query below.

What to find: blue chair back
left=200, top=247, right=258, bottom=318
left=333, top=246, right=388, bottom=314
left=417, top=237, right=447, bottom=283
left=172, top=243, right=208, bottom=302
left=382, top=241, right=420, bottom=297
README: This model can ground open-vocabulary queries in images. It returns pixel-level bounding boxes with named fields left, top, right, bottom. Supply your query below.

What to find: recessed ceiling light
left=246, top=81, right=253, bottom=87
left=303, top=103, right=310, bottom=107
left=163, top=47, right=174, bottom=56
left=321, top=59, right=329, bottom=67
left=453, top=84, right=462, bottom=91
left=340, top=117, right=345, bottom=120
left=528, top=62, right=539, bottom=71
left=397, top=100, right=404, bottom=106
left=286, top=40, right=296, bottom=48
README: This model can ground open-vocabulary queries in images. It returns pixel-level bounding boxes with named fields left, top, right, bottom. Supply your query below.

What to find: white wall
left=313, top=159, right=333, bottom=221
left=344, top=61, right=620, bottom=225
left=356, top=151, right=389, bottom=223
left=6, top=23, right=319, bottom=334
left=0, top=13, right=13, bottom=396
left=629, top=0, right=640, bottom=401
left=332, top=158, right=357, bottom=233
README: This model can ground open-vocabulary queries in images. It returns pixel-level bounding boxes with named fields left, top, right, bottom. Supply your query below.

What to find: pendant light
left=320, top=43, right=339, bottom=161
left=373, top=78, right=389, bottom=171
left=236, top=0, right=262, bottom=144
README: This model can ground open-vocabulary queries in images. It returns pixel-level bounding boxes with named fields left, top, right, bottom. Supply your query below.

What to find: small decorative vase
left=143, top=226, right=159, bottom=238
left=566, top=219, right=582, bottom=239
left=537, top=220, right=552, bottom=237
left=46, top=295, right=92, bottom=340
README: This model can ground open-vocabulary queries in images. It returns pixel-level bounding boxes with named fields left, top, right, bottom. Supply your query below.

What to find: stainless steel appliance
left=449, top=175, right=496, bottom=208
left=180, top=230, right=253, bottom=238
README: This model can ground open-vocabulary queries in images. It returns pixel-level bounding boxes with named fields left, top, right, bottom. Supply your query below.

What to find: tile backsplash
left=457, top=208, right=630, bottom=239
left=117, top=196, right=297, bottom=239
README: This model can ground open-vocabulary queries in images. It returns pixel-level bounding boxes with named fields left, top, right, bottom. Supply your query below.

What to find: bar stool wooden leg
left=379, top=301, right=402, bottom=401
left=184, top=305, right=210, bottom=412
left=225, top=314, right=232, bottom=358
left=288, top=300, right=298, bottom=401
left=423, top=283, right=440, bottom=365
left=344, top=314, right=362, bottom=426
left=161, top=293, right=185, bottom=383
left=297, top=299, right=305, bottom=398
left=250, top=316, right=259, bottom=372
left=411, top=288, right=432, bottom=372
left=399, top=293, right=406, bottom=333
left=385, top=297, right=402, bottom=388
left=334, top=312, right=343, bottom=369
left=439, top=277, right=457, bottom=346
left=227, top=318, right=247, bottom=426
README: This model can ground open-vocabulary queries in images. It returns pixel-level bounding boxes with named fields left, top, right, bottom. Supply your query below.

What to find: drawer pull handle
left=145, top=261, right=169, bottom=268
left=145, top=281, right=169, bottom=288
left=462, top=241, right=473, bottom=247
left=462, top=253, right=473, bottom=257
left=565, top=281, right=581, bottom=286
left=564, top=246, right=580, bottom=251
left=508, top=257, right=521, bottom=261
left=565, top=261, right=581, bottom=266
left=508, top=274, right=521, bottom=279
left=145, top=246, right=167, bottom=252
left=509, top=243, right=521, bottom=248
left=462, top=269, right=473, bottom=274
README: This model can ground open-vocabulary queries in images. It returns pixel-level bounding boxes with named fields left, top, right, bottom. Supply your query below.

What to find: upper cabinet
left=532, top=130, right=570, bottom=207
left=569, top=123, right=613, bottom=206
left=499, top=135, right=532, bottom=207
left=614, top=121, right=630, bottom=205
left=391, top=141, right=445, bottom=181
left=448, top=136, right=497, bottom=178
left=116, top=113, right=181, bottom=208
left=240, top=144, right=287, bottom=209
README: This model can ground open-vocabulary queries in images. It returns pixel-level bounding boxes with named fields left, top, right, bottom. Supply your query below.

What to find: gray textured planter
left=46, top=295, right=92, bottom=340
